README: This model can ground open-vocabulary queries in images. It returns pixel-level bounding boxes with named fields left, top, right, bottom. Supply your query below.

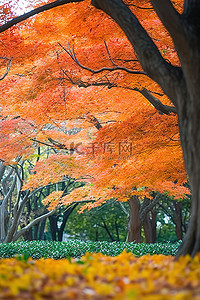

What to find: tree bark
left=174, top=201, right=183, bottom=240
left=151, top=208, right=157, bottom=243
left=126, top=196, right=141, bottom=242
left=0, top=0, right=84, bottom=33
left=91, top=0, right=200, bottom=257
left=49, top=215, right=58, bottom=241
left=143, top=213, right=153, bottom=243
left=39, top=219, right=46, bottom=240
left=58, top=203, right=79, bottom=241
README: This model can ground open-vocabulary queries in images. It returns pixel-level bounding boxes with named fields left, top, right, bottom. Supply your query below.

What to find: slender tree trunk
left=143, top=213, right=153, bottom=243
left=95, top=229, right=98, bottom=241
left=49, top=215, right=58, bottom=241
left=0, top=204, right=8, bottom=242
left=58, top=204, right=79, bottom=241
left=101, top=217, right=115, bottom=241
left=174, top=201, right=183, bottom=240
left=34, top=223, right=39, bottom=240
left=39, top=219, right=46, bottom=240
left=23, top=227, right=33, bottom=241
left=115, top=220, right=120, bottom=242
left=126, top=196, right=141, bottom=242
left=151, top=208, right=157, bottom=243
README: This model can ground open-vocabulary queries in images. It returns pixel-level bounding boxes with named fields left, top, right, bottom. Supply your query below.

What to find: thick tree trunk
left=175, top=34, right=200, bottom=257
left=176, top=116, right=200, bottom=256
left=91, top=0, right=200, bottom=257
left=175, top=68, right=200, bottom=257
left=126, top=196, right=141, bottom=242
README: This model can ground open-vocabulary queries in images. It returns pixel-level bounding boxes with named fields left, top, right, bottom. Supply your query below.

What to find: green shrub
left=0, top=240, right=181, bottom=259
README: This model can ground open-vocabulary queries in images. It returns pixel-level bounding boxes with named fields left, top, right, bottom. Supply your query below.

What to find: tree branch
left=0, top=0, right=84, bottom=33
left=151, top=0, right=183, bottom=40
left=0, top=58, right=12, bottom=80
left=135, top=87, right=177, bottom=115
left=59, top=43, right=147, bottom=75
left=139, top=194, right=160, bottom=222
left=61, top=69, right=176, bottom=115
left=91, top=0, right=183, bottom=106
left=4, top=190, right=30, bottom=243
left=12, top=207, right=58, bottom=242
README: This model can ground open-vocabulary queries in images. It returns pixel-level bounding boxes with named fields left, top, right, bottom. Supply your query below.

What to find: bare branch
left=0, top=58, right=12, bottom=81
left=59, top=43, right=147, bottom=75
left=60, top=69, right=176, bottom=115
left=60, top=69, right=116, bottom=88
left=103, top=40, right=117, bottom=67
left=85, top=113, right=102, bottom=130
left=127, top=4, right=154, bottom=10
left=0, top=0, right=84, bottom=33
left=91, top=0, right=183, bottom=107
left=134, top=87, right=177, bottom=115
left=12, top=207, right=58, bottom=241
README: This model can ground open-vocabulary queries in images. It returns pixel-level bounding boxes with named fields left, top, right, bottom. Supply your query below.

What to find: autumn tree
left=0, top=158, right=59, bottom=243
left=0, top=0, right=198, bottom=257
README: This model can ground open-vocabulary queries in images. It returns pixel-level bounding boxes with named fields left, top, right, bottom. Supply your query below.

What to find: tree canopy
left=1, top=0, right=200, bottom=257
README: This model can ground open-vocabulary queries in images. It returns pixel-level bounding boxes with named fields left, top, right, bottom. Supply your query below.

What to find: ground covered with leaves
left=0, top=251, right=200, bottom=299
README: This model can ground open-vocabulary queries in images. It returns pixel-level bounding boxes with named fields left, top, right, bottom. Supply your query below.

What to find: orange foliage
left=0, top=0, right=188, bottom=210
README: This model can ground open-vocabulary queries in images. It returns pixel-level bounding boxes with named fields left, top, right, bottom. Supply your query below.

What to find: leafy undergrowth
left=0, top=240, right=181, bottom=259
left=0, top=251, right=200, bottom=299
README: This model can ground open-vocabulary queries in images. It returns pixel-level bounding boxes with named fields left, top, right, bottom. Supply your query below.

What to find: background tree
left=0, top=159, right=58, bottom=243
left=65, top=199, right=128, bottom=242
left=0, top=0, right=197, bottom=257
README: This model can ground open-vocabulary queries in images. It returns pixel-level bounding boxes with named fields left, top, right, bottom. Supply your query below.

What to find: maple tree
left=0, top=0, right=199, bottom=257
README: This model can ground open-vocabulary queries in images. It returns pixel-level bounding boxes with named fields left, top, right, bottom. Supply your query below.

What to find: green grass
left=0, top=240, right=182, bottom=259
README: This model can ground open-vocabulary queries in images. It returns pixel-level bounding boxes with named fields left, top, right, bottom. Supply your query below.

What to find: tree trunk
left=39, top=219, right=46, bottom=240
left=174, top=201, right=183, bottom=241
left=91, top=0, right=200, bottom=257
left=58, top=204, right=78, bottom=241
left=175, top=35, right=200, bottom=257
left=176, top=78, right=200, bottom=257
left=101, top=216, right=115, bottom=242
left=126, top=196, right=141, bottom=242
left=151, top=208, right=157, bottom=243
left=115, top=220, right=120, bottom=242
left=0, top=204, right=8, bottom=242
left=143, top=212, right=153, bottom=243
left=23, top=227, right=33, bottom=241
left=34, top=223, right=39, bottom=240
left=176, top=117, right=200, bottom=256
left=49, top=215, right=58, bottom=241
